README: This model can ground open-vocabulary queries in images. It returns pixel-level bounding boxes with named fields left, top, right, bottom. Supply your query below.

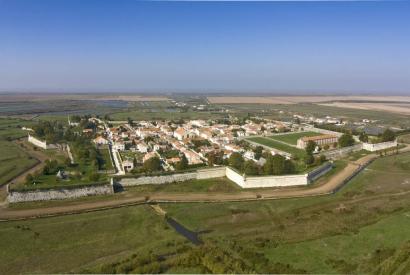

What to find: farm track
left=0, top=140, right=49, bottom=206
left=0, top=146, right=409, bottom=221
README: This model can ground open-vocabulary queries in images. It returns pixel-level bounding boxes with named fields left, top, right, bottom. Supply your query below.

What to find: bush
left=338, top=133, right=355, bottom=148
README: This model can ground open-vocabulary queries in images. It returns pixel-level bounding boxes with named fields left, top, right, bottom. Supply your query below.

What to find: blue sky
left=0, top=0, right=409, bottom=94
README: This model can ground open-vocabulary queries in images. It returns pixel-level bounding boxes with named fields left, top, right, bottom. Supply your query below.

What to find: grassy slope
left=0, top=206, right=186, bottom=274
left=98, top=147, right=114, bottom=170
left=247, top=136, right=306, bottom=158
left=125, top=177, right=241, bottom=194
left=0, top=140, right=38, bottom=185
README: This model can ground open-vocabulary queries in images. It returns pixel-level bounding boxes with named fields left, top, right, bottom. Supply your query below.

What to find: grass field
left=0, top=206, right=187, bottom=274
left=109, top=109, right=224, bottom=121
left=247, top=136, right=306, bottom=159
left=2, top=153, right=410, bottom=273
left=269, top=131, right=323, bottom=145
left=125, top=177, right=241, bottom=194
left=0, top=140, right=38, bottom=185
left=0, top=118, right=35, bottom=140
left=98, top=148, right=114, bottom=171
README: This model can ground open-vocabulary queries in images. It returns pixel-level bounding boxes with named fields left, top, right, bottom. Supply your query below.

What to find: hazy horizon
left=1, top=0, right=409, bottom=94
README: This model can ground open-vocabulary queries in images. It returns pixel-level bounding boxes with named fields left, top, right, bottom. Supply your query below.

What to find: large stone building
left=297, top=134, right=338, bottom=149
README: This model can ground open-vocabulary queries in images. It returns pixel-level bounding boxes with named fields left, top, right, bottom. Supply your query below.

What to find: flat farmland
left=320, top=102, right=410, bottom=115
left=0, top=140, right=38, bottom=185
left=269, top=131, right=323, bottom=145
left=208, top=95, right=410, bottom=104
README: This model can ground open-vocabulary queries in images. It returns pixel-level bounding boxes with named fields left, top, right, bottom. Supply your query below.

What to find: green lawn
left=126, top=177, right=241, bottom=194
left=0, top=140, right=38, bottom=185
left=269, top=131, right=323, bottom=145
left=247, top=137, right=306, bottom=159
left=0, top=206, right=187, bottom=274
left=98, top=147, right=114, bottom=171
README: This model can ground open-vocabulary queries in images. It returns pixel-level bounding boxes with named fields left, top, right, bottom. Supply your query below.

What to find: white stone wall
left=226, top=167, right=245, bottom=187
left=362, top=140, right=397, bottom=152
left=119, top=172, right=198, bottom=186
left=28, top=135, right=48, bottom=149
left=244, top=174, right=308, bottom=188
left=226, top=167, right=308, bottom=188
left=197, top=167, right=226, bottom=179
left=8, top=184, right=113, bottom=203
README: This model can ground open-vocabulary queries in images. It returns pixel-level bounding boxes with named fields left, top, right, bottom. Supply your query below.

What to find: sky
left=0, top=0, right=409, bottom=94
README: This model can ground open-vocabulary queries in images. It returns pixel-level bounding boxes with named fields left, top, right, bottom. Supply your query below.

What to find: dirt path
left=0, top=154, right=377, bottom=220
left=1, top=149, right=408, bottom=221
left=0, top=140, right=50, bottom=207
left=7, top=140, right=49, bottom=185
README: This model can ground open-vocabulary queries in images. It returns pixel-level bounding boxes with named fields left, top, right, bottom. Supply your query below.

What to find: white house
left=122, top=159, right=134, bottom=172
left=93, top=136, right=109, bottom=145
left=137, top=142, right=149, bottom=153
left=113, top=141, right=125, bottom=151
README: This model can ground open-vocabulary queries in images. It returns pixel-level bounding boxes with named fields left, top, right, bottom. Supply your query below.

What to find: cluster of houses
left=92, top=119, right=289, bottom=173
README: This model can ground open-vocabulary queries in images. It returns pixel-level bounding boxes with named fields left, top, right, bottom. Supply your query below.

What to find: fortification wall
left=118, top=172, right=198, bottom=186
left=8, top=184, right=113, bottom=203
left=244, top=174, right=308, bottom=188
left=362, top=140, right=397, bottom=152
left=197, top=167, right=226, bottom=179
left=28, top=135, right=48, bottom=149
left=226, top=167, right=245, bottom=187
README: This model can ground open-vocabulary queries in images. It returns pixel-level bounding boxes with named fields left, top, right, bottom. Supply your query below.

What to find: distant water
left=96, top=100, right=129, bottom=108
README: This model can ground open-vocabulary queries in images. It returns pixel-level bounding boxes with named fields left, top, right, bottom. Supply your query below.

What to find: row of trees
left=228, top=152, right=295, bottom=176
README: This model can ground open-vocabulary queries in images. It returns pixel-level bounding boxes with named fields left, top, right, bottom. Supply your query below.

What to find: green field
left=269, top=131, right=323, bottom=145
left=1, top=153, right=410, bottom=273
left=0, top=206, right=186, bottom=274
left=247, top=136, right=306, bottom=159
left=109, top=109, right=224, bottom=121
left=0, top=140, right=38, bottom=185
left=98, top=148, right=114, bottom=171
left=126, top=177, right=240, bottom=194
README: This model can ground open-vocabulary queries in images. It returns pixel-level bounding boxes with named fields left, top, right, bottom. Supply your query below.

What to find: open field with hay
left=207, top=95, right=410, bottom=104
left=320, top=102, right=410, bottom=115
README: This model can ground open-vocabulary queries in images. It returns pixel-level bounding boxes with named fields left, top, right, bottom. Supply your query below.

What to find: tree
left=304, top=154, right=314, bottom=165
left=283, top=159, right=295, bottom=174
left=271, top=155, right=286, bottom=175
left=338, top=133, right=355, bottom=148
left=229, top=152, right=244, bottom=171
left=305, top=141, right=316, bottom=155
left=243, top=160, right=259, bottom=176
left=263, top=155, right=273, bottom=175
left=253, top=146, right=263, bottom=160
left=359, top=132, right=369, bottom=143
left=143, top=157, right=161, bottom=172
left=381, top=129, right=395, bottom=142
left=175, top=155, right=188, bottom=171
left=207, top=151, right=224, bottom=166
left=127, top=117, right=133, bottom=126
